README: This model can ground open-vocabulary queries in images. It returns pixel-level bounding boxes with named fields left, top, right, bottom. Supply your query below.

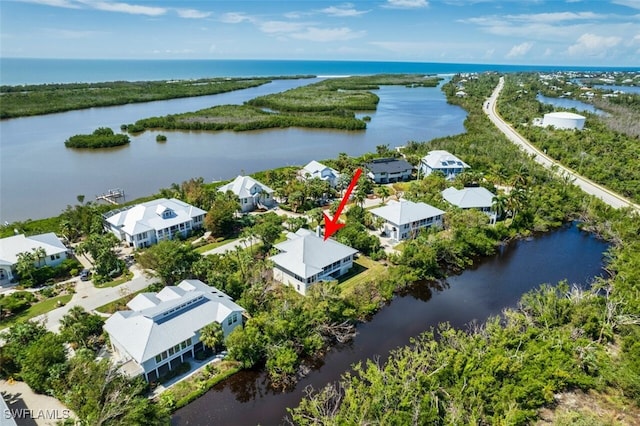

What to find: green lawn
left=94, top=269, right=134, bottom=288
left=0, top=294, right=73, bottom=330
left=339, top=256, right=387, bottom=296
left=95, top=288, right=148, bottom=314
left=194, top=237, right=238, bottom=254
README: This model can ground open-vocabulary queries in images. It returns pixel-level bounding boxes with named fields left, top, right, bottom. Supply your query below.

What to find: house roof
left=0, top=233, right=67, bottom=266
left=104, top=198, right=205, bottom=236
left=370, top=199, right=445, bottom=226
left=103, top=280, right=244, bottom=364
left=300, top=160, right=339, bottom=180
left=218, top=175, right=274, bottom=198
left=544, top=111, right=585, bottom=119
left=421, top=150, right=470, bottom=170
left=441, top=187, right=496, bottom=209
left=270, top=228, right=357, bottom=279
left=364, top=158, right=413, bottom=174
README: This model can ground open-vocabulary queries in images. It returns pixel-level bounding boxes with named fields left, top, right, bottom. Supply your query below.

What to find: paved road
left=485, top=77, right=640, bottom=212
left=32, top=265, right=154, bottom=333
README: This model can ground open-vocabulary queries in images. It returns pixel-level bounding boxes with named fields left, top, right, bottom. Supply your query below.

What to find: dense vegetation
left=289, top=73, right=640, bottom=424
left=498, top=72, right=640, bottom=202
left=0, top=77, right=275, bottom=118
left=64, top=127, right=130, bottom=149
left=121, top=74, right=440, bottom=133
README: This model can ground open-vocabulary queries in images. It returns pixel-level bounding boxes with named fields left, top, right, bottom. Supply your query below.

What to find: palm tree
left=375, top=186, right=391, bottom=204
left=32, top=247, right=46, bottom=268
left=200, top=321, right=225, bottom=353
left=492, top=194, right=509, bottom=221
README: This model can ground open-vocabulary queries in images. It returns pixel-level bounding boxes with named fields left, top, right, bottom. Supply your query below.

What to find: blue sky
left=1, top=0, right=639, bottom=66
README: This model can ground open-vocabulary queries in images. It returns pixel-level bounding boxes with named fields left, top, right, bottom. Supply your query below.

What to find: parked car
left=80, top=269, right=91, bottom=281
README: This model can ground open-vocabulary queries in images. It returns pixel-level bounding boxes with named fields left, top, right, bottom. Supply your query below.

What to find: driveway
left=485, top=77, right=640, bottom=212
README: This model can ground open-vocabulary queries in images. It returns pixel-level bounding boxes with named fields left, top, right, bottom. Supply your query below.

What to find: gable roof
left=364, top=158, right=413, bottom=174
left=104, top=198, right=205, bottom=235
left=300, top=160, right=339, bottom=179
left=103, top=279, right=244, bottom=364
left=370, top=199, right=445, bottom=226
left=441, top=187, right=496, bottom=209
left=217, top=175, right=274, bottom=198
left=421, top=150, right=470, bottom=170
left=270, top=228, right=357, bottom=279
left=0, top=233, right=67, bottom=266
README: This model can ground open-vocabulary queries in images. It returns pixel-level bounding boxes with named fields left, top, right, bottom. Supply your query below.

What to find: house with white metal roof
left=298, top=160, right=341, bottom=187
left=419, top=150, right=470, bottom=180
left=103, top=279, right=245, bottom=383
left=0, top=233, right=69, bottom=285
left=103, top=198, right=206, bottom=249
left=441, top=187, right=497, bottom=224
left=370, top=199, right=445, bottom=241
left=218, top=175, right=275, bottom=212
left=270, top=228, right=358, bottom=296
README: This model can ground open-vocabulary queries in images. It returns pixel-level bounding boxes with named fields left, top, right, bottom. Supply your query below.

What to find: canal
left=172, top=223, right=608, bottom=425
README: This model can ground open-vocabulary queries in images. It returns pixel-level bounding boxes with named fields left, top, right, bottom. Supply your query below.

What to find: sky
left=1, top=0, right=639, bottom=66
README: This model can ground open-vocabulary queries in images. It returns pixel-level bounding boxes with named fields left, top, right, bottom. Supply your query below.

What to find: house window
left=174, top=344, right=180, bottom=352
left=155, top=354, right=162, bottom=363
left=50, top=255, right=55, bottom=261
left=169, top=347, right=175, bottom=356
left=228, top=316, right=233, bottom=325
left=186, top=338, right=192, bottom=346
left=233, top=313, right=238, bottom=323
left=181, top=341, right=187, bottom=350
left=161, top=351, right=168, bottom=360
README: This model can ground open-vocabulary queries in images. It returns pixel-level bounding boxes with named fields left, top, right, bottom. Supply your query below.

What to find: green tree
left=21, top=332, right=67, bottom=394
left=199, top=321, right=225, bottom=352
left=205, top=192, right=240, bottom=238
left=135, top=239, right=199, bottom=286
left=251, top=213, right=283, bottom=251
left=59, top=306, right=105, bottom=350
left=76, top=233, right=122, bottom=281
left=15, top=250, right=37, bottom=287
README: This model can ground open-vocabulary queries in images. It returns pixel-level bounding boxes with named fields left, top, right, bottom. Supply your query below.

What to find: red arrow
left=323, top=168, right=363, bottom=241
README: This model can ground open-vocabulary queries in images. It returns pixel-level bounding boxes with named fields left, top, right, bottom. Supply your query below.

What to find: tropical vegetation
left=64, top=127, right=130, bottom=149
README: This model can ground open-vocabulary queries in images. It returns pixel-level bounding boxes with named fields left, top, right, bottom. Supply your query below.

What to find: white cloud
left=219, top=12, right=254, bottom=24
left=78, top=0, right=166, bottom=16
left=612, top=0, right=640, bottom=10
left=17, top=0, right=80, bottom=8
left=506, top=41, right=533, bottom=58
left=384, top=0, right=429, bottom=9
left=320, top=3, right=369, bottom=17
left=290, top=27, right=365, bottom=42
left=258, top=21, right=309, bottom=34
left=567, top=33, right=621, bottom=56
left=176, top=9, right=211, bottom=19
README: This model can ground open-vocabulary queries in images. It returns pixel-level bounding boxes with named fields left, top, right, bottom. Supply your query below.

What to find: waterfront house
left=218, top=175, right=275, bottom=213
left=419, top=150, right=470, bottom=180
left=103, top=279, right=245, bottom=383
left=364, top=158, right=413, bottom=184
left=441, top=187, right=497, bottom=224
left=298, top=160, right=341, bottom=188
left=369, top=199, right=445, bottom=241
left=270, top=228, right=358, bottom=296
left=103, top=198, right=206, bottom=249
left=0, top=233, right=69, bottom=285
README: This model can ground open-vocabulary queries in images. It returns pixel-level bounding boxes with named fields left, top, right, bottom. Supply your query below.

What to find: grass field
left=0, top=294, right=73, bottom=330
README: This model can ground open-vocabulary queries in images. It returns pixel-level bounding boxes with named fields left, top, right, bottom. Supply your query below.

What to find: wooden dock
left=96, top=188, right=125, bottom=205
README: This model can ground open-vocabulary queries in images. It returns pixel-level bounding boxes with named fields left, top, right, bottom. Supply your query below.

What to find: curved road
left=485, top=77, right=640, bottom=212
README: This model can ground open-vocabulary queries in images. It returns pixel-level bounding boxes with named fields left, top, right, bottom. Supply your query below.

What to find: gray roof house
left=298, top=160, right=341, bottom=188
left=218, top=175, right=275, bottom=212
left=104, top=279, right=245, bottom=383
left=103, top=198, right=206, bottom=249
left=0, top=233, right=69, bottom=286
left=364, top=158, right=413, bottom=184
left=270, top=228, right=358, bottom=296
left=441, top=187, right=497, bottom=224
left=419, top=150, right=470, bottom=180
left=370, top=199, right=445, bottom=241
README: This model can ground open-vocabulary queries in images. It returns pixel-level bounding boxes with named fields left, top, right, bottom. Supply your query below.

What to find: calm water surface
left=172, top=224, right=608, bottom=426
left=0, top=80, right=465, bottom=222
left=537, top=94, right=604, bottom=115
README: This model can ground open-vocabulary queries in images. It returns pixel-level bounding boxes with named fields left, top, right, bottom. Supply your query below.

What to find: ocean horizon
left=1, top=58, right=637, bottom=85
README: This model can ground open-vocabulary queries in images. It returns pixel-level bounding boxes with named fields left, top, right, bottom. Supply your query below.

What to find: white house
left=298, top=160, right=340, bottom=188
left=103, top=279, right=245, bottom=383
left=103, top=198, right=206, bottom=249
left=364, top=158, right=413, bottom=184
left=441, top=187, right=497, bottom=224
left=370, top=199, right=445, bottom=241
left=218, top=175, right=275, bottom=213
left=0, top=233, right=69, bottom=285
left=270, top=228, right=358, bottom=296
left=541, top=112, right=585, bottom=130
left=419, top=150, right=470, bottom=180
